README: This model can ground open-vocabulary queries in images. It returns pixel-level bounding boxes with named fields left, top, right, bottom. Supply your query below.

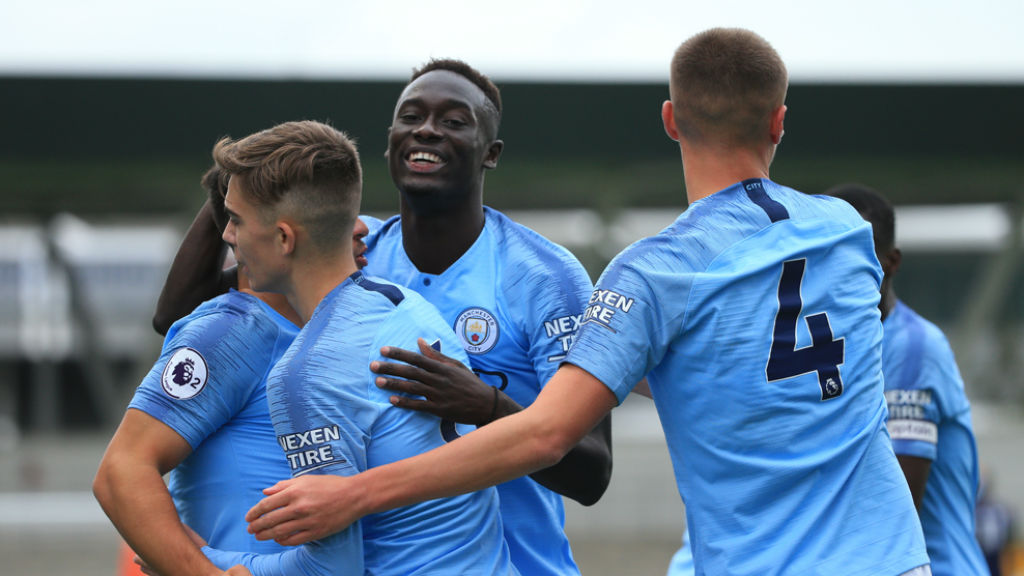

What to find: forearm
left=93, top=458, right=219, bottom=576
left=485, top=382, right=613, bottom=506
left=153, top=200, right=231, bottom=335
left=360, top=366, right=612, bottom=518
left=203, top=542, right=341, bottom=576
left=362, top=407, right=566, bottom=518
left=527, top=413, right=612, bottom=505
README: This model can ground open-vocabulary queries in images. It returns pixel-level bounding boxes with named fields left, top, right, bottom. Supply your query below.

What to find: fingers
left=416, top=338, right=467, bottom=369
left=251, top=517, right=317, bottom=545
left=273, top=527, right=321, bottom=547
left=246, top=483, right=293, bottom=524
left=373, top=374, right=432, bottom=396
left=377, top=345, right=446, bottom=373
left=370, top=358, right=433, bottom=383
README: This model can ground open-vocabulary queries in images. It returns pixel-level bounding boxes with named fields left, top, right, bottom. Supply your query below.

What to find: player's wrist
left=488, top=389, right=522, bottom=423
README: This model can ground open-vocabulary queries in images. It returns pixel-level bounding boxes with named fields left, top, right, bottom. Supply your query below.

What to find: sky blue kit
left=129, top=290, right=297, bottom=554
left=883, top=299, right=989, bottom=575
left=202, top=272, right=515, bottom=575
left=567, top=179, right=929, bottom=575
left=363, top=207, right=593, bottom=576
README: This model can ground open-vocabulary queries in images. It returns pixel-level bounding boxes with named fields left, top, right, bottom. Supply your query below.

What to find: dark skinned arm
left=896, top=454, right=931, bottom=510
left=152, top=199, right=237, bottom=335
left=371, top=339, right=612, bottom=506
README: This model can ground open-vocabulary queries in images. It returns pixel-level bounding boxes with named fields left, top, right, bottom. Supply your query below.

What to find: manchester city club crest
left=455, top=307, right=499, bottom=354
left=160, top=347, right=209, bottom=399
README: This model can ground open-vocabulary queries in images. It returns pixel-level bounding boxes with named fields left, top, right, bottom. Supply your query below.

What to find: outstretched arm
left=245, top=362, right=618, bottom=546
left=371, top=340, right=612, bottom=505
left=152, top=199, right=236, bottom=335
left=93, top=409, right=223, bottom=576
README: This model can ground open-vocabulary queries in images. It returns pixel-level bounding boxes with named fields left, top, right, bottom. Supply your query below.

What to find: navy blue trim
left=350, top=271, right=404, bottom=306
left=743, top=179, right=789, bottom=223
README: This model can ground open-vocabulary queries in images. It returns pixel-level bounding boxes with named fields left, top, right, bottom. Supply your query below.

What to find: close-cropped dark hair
left=670, top=27, right=787, bottom=147
left=825, top=183, right=896, bottom=252
left=411, top=58, right=502, bottom=129
left=200, top=164, right=230, bottom=234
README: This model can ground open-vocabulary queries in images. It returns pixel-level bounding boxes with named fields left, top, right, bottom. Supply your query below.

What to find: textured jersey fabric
left=883, top=300, right=989, bottom=575
left=363, top=207, right=591, bottom=576
left=129, top=290, right=296, bottom=555
left=208, top=272, right=516, bottom=576
left=567, top=179, right=929, bottom=575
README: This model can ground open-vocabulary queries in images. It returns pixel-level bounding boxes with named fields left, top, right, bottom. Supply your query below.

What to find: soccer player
left=93, top=165, right=304, bottom=576
left=245, top=28, right=931, bottom=575
left=151, top=59, right=612, bottom=576
left=355, top=58, right=609, bottom=575
left=207, top=119, right=515, bottom=575
left=828, top=183, right=990, bottom=576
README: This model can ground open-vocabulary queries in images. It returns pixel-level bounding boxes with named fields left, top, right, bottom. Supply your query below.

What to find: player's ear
left=483, top=139, right=504, bottom=170
left=886, top=247, right=902, bottom=276
left=276, top=220, right=297, bottom=256
left=770, top=105, right=787, bottom=145
left=662, top=101, right=680, bottom=142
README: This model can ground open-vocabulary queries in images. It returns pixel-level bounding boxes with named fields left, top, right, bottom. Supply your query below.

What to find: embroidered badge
left=160, top=347, right=209, bottom=399
left=455, top=307, right=499, bottom=354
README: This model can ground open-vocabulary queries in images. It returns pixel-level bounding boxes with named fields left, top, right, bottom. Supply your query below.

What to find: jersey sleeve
left=128, top=310, right=270, bottom=449
left=515, top=252, right=594, bottom=386
left=885, top=337, right=964, bottom=461
left=202, top=528, right=363, bottom=576
left=565, top=246, right=691, bottom=403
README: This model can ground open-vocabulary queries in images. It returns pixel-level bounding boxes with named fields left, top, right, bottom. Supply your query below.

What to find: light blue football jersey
left=883, top=300, right=989, bottom=576
left=129, top=290, right=296, bottom=554
left=667, top=529, right=695, bottom=576
left=567, top=179, right=929, bottom=575
left=363, top=207, right=592, bottom=576
left=207, top=271, right=516, bottom=576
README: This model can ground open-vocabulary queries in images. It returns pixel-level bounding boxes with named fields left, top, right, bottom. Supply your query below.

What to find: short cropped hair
left=670, top=28, right=788, bottom=147
left=411, top=58, right=502, bottom=135
left=200, top=164, right=230, bottom=234
left=825, top=183, right=896, bottom=253
left=213, top=120, right=362, bottom=253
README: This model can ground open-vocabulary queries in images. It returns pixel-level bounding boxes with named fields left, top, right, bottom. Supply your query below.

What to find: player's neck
left=681, top=143, right=771, bottom=204
left=237, top=269, right=304, bottom=327
left=399, top=196, right=485, bottom=275
left=288, top=255, right=359, bottom=324
left=879, top=285, right=897, bottom=321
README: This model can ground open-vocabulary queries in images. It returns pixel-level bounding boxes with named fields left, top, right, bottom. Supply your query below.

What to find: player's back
left=268, top=271, right=515, bottom=576
left=883, top=300, right=989, bottom=575
left=131, top=290, right=296, bottom=553
left=570, top=179, right=928, bottom=575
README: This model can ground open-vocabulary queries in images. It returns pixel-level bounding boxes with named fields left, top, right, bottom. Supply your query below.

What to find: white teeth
left=408, top=152, right=442, bottom=164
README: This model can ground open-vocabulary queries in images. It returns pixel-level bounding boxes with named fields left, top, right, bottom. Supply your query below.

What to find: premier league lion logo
left=161, top=347, right=208, bottom=399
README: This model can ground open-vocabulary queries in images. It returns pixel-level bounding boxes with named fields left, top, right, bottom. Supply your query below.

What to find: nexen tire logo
left=582, top=289, right=635, bottom=332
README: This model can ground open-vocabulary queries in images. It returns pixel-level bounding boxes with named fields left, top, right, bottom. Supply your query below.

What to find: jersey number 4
left=766, top=259, right=845, bottom=400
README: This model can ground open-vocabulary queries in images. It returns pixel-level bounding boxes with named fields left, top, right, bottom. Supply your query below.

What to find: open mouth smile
left=406, top=151, right=445, bottom=172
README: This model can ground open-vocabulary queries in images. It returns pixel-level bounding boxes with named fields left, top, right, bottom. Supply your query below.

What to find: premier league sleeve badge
left=160, top=347, right=209, bottom=399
